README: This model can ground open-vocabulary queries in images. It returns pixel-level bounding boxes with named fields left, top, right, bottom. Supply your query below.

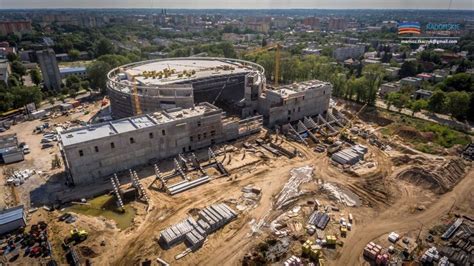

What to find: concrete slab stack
left=159, top=203, right=237, bottom=251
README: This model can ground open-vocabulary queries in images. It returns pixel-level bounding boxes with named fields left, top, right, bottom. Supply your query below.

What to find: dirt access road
left=334, top=168, right=474, bottom=266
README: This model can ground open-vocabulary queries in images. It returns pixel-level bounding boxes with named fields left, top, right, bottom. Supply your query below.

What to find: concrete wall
left=63, top=110, right=234, bottom=185
left=258, top=83, right=332, bottom=127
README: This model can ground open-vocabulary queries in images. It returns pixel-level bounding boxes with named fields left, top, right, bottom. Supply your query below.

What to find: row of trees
left=385, top=90, right=471, bottom=119
left=0, top=84, right=43, bottom=112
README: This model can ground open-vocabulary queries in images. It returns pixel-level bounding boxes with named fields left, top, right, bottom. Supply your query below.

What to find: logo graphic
left=398, top=22, right=421, bottom=35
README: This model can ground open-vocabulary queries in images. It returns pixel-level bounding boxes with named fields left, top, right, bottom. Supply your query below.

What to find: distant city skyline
left=1, top=0, right=473, bottom=10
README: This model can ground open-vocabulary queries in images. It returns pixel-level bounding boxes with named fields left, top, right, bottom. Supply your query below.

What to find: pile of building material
left=274, top=166, right=314, bottom=210
left=159, top=203, right=237, bottom=251
left=166, top=176, right=210, bottom=195
left=441, top=218, right=463, bottom=240
left=283, top=255, right=303, bottom=266
left=5, top=169, right=35, bottom=186
left=421, top=247, right=441, bottom=264
left=331, top=144, right=367, bottom=165
left=462, top=143, right=473, bottom=160
left=363, top=242, right=385, bottom=262
left=438, top=219, right=473, bottom=265
left=320, top=183, right=361, bottom=207
left=388, top=232, right=400, bottom=243
left=236, top=185, right=262, bottom=211
left=307, top=211, right=330, bottom=230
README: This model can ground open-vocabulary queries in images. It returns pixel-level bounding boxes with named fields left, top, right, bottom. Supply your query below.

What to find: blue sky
left=1, top=0, right=472, bottom=9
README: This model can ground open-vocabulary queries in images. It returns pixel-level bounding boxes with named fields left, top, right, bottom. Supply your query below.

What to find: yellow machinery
left=329, top=102, right=368, bottom=143
left=245, top=43, right=282, bottom=86
left=132, top=76, right=142, bottom=115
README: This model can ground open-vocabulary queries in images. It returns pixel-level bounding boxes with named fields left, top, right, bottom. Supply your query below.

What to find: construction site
left=0, top=57, right=472, bottom=266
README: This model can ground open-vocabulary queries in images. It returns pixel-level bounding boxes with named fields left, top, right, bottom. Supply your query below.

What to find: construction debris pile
left=434, top=218, right=473, bottom=265
left=274, top=166, right=314, bottom=210
left=236, top=185, right=262, bottom=211
left=159, top=203, right=237, bottom=252
left=461, top=143, right=473, bottom=160
left=320, top=182, right=361, bottom=207
left=5, top=169, right=35, bottom=186
left=396, top=158, right=470, bottom=194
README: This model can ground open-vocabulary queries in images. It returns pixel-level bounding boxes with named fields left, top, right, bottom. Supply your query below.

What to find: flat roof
left=60, top=103, right=220, bottom=147
left=59, top=67, right=86, bottom=74
left=122, top=59, right=250, bottom=86
left=268, top=80, right=330, bottom=98
left=0, top=205, right=24, bottom=226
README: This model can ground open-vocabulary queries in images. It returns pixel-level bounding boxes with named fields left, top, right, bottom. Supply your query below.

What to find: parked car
left=41, top=143, right=54, bottom=149
left=23, top=145, right=30, bottom=154
left=0, top=127, right=6, bottom=132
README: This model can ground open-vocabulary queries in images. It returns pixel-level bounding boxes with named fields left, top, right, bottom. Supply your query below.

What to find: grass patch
left=376, top=110, right=471, bottom=153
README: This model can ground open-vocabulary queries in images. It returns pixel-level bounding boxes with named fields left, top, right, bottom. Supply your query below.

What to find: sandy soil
left=2, top=101, right=472, bottom=266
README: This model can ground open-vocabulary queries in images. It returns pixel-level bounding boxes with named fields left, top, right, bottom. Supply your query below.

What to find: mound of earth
left=396, top=158, right=470, bottom=194
left=391, top=155, right=427, bottom=166
left=356, top=110, right=394, bottom=127
left=395, top=126, right=434, bottom=142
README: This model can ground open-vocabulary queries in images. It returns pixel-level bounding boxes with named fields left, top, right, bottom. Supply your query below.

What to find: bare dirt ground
left=1, top=102, right=472, bottom=265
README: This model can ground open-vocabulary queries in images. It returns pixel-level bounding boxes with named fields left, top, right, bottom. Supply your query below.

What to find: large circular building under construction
left=107, top=57, right=266, bottom=118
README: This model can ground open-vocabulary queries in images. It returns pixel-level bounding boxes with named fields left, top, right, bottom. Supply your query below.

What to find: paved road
left=375, top=100, right=473, bottom=133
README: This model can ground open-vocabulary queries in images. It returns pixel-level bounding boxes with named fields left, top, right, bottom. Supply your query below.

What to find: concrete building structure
left=258, top=80, right=332, bottom=127
left=378, top=82, right=401, bottom=98
left=59, top=103, right=262, bottom=185
left=401, top=77, right=422, bottom=88
left=0, top=205, right=26, bottom=235
left=0, top=21, right=32, bottom=35
left=414, top=89, right=433, bottom=100
left=328, top=18, right=346, bottom=31
left=59, top=67, right=87, bottom=79
left=333, top=45, right=365, bottom=61
left=36, top=49, right=62, bottom=90
left=107, top=58, right=265, bottom=119
left=0, top=59, right=11, bottom=86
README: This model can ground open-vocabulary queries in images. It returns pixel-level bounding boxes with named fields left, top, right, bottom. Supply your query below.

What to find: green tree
left=97, top=54, right=130, bottom=68
left=399, top=61, right=418, bottom=78
left=65, top=75, right=81, bottom=88
left=385, top=92, right=399, bottom=111
left=6, top=52, right=18, bottom=62
left=80, top=80, right=90, bottom=90
left=68, top=49, right=81, bottom=61
left=95, top=39, right=115, bottom=57
left=7, top=75, right=20, bottom=87
left=330, top=73, right=347, bottom=98
left=427, top=91, right=446, bottom=114
left=87, top=61, right=111, bottom=93
left=29, top=69, right=42, bottom=86
left=446, top=91, right=470, bottom=119
left=11, top=86, right=43, bottom=108
left=444, top=73, right=472, bottom=92
left=362, top=64, right=385, bottom=105
left=409, top=99, right=428, bottom=116
left=11, top=61, right=27, bottom=77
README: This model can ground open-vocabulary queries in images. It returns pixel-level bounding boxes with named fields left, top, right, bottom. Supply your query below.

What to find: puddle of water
left=66, top=194, right=136, bottom=230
